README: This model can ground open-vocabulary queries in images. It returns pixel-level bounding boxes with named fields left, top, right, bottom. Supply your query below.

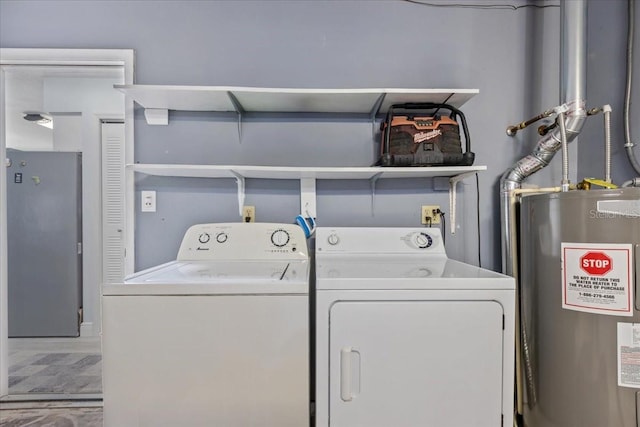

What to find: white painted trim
left=80, top=322, right=94, bottom=338
left=0, top=65, right=8, bottom=397
left=0, top=48, right=135, bottom=66
left=124, top=63, right=135, bottom=276
left=0, top=48, right=134, bottom=399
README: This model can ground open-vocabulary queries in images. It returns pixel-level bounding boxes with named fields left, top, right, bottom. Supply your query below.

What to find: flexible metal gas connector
left=506, top=110, right=554, bottom=137
left=603, top=105, right=612, bottom=183
left=555, top=104, right=571, bottom=192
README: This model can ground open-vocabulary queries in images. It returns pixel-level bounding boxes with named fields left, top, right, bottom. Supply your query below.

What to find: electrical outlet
left=421, top=205, right=441, bottom=225
left=141, top=191, right=156, bottom=212
left=242, top=205, right=256, bottom=223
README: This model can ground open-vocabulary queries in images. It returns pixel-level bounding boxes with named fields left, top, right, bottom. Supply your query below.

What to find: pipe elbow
left=564, top=114, right=587, bottom=139
left=501, top=162, right=527, bottom=188
left=622, top=178, right=640, bottom=187
left=500, top=172, right=522, bottom=192
left=499, top=102, right=587, bottom=196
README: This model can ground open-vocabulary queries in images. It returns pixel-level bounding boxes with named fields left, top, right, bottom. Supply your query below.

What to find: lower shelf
left=129, top=163, right=486, bottom=180
left=130, top=163, right=485, bottom=232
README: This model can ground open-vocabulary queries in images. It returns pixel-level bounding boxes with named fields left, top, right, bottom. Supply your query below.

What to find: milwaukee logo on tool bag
left=414, top=129, right=442, bottom=144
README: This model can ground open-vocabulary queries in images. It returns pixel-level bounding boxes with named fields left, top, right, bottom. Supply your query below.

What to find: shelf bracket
left=369, top=93, right=386, bottom=138
left=227, top=91, right=246, bottom=142
left=300, top=178, right=316, bottom=218
left=369, top=172, right=383, bottom=215
left=448, top=171, right=477, bottom=235
left=144, top=108, right=168, bottom=125
left=230, top=170, right=246, bottom=217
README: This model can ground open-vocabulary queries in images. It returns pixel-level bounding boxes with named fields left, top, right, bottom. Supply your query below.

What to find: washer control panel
left=316, top=227, right=446, bottom=255
left=270, top=229, right=290, bottom=247
left=178, top=223, right=308, bottom=261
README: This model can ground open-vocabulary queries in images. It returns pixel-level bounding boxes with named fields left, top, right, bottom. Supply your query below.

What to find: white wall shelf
left=120, top=84, right=482, bottom=230
left=130, top=163, right=485, bottom=224
left=114, top=85, right=479, bottom=132
left=130, top=163, right=485, bottom=180
left=115, top=85, right=478, bottom=114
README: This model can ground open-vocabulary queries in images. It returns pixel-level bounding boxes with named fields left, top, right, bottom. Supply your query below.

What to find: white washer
left=315, top=227, right=515, bottom=427
left=102, top=223, right=309, bottom=427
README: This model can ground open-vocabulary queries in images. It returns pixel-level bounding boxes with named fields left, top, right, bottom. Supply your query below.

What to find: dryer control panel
left=316, top=227, right=446, bottom=256
left=178, top=223, right=308, bottom=261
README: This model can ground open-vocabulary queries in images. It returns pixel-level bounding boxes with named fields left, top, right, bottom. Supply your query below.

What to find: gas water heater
left=520, top=188, right=640, bottom=427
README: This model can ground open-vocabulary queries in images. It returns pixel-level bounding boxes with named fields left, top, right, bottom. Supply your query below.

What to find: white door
left=101, top=122, right=125, bottom=283
left=329, top=300, right=504, bottom=427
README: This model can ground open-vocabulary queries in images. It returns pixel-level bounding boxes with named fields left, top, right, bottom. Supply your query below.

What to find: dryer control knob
left=198, top=233, right=211, bottom=244
left=216, top=232, right=228, bottom=243
left=327, top=233, right=340, bottom=246
left=414, top=232, right=433, bottom=249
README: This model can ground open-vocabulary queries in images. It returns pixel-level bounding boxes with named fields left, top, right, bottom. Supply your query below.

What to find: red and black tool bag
left=379, top=103, right=474, bottom=167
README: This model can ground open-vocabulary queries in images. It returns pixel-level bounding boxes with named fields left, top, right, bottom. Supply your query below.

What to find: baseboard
left=0, top=394, right=103, bottom=404
left=79, top=322, right=94, bottom=337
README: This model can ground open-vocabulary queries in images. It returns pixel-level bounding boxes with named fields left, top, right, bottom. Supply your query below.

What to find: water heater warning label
left=561, top=243, right=633, bottom=316
left=618, top=323, right=640, bottom=388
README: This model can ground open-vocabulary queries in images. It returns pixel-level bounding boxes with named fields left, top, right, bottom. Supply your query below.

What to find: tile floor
left=2, top=338, right=103, bottom=425
left=8, top=337, right=102, bottom=395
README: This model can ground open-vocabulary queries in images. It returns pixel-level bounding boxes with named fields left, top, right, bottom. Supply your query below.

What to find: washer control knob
left=271, top=229, right=290, bottom=247
left=198, top=233, right=211, bottom=244
left=216, top=232, right=228, bottom=243
left=414, top=232, right=433, bottom=249
left=327, top=233, right=340, bottom=246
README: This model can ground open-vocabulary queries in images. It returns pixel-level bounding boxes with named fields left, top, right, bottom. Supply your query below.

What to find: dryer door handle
left=340, top=347, right=353, bottom=401
left=340, top=347, right=361, bottom=402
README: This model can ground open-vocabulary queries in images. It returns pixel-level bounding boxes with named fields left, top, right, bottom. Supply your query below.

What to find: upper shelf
left=114, top=85, right=478, bottom=115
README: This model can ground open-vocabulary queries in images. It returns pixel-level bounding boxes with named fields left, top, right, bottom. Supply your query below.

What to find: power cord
left=422, top=208, right=447, bottom=245
left=476, top=173, right=481, bottom=268
left=425, top=207, right=446, bottom=245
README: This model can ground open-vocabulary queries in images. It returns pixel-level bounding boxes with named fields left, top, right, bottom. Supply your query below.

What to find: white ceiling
left=5, top=65, right=124, bottom=151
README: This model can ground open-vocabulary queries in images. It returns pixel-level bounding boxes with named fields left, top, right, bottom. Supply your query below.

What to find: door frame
left=0, top=48, right=134, bottom=398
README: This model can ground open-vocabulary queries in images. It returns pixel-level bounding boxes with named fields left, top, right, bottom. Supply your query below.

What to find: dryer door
left=329, top=300, right=504, bottom=427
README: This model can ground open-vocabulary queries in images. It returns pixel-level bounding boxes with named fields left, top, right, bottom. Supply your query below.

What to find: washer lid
left=103, top=260, right=309, bottom=295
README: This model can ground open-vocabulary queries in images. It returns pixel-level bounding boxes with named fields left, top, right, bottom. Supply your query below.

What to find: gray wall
left=580, top=0, right=640, bottom=182
left=2, top=0, right=636, bottom=272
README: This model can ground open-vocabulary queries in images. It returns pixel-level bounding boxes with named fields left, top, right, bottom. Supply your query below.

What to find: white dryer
left=314, top=227, right=515, bottom=427
left=102, top=223, right=309, bottom=427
